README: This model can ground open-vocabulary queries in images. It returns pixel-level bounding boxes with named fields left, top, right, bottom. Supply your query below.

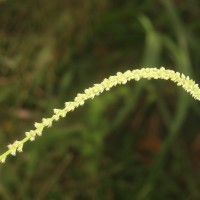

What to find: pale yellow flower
left=0, top=67, right=200, bottom=164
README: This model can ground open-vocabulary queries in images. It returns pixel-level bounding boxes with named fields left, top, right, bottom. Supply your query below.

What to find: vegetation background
left=0, top=0, right=200, bottom=199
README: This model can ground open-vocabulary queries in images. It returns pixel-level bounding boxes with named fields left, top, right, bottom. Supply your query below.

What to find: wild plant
left=0, top=67, right=199, bottom=164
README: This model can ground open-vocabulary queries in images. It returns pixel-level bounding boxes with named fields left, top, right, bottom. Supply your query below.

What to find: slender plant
left=0, top=67, right=199, bottom=164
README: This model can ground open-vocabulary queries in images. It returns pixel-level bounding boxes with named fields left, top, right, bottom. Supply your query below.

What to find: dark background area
left=1, top=0, right=200, bottom=199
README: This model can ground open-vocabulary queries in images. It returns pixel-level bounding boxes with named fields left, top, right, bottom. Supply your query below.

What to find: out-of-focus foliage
left=0, top=0, right=200, bottom=199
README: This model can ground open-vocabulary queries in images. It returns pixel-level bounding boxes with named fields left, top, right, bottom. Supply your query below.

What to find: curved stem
left=0, top=67, right=200, bottom=164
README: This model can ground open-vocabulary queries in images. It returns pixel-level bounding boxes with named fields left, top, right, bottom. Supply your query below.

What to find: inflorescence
left=0, top=67, right=200, bottom=164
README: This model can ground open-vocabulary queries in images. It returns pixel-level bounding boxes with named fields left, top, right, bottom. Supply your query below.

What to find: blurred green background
left=0, top=0, right=200, bottom=199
